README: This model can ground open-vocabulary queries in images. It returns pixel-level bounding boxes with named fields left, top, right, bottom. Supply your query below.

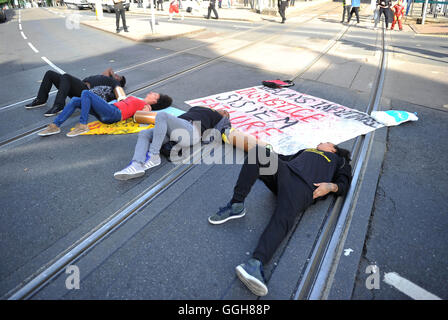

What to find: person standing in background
left=207, top=0, right=219, bottom=19
left=341, top=0, right=352, bottom=23
left=278, top=0, right=289, bottom=24
left=114, top=0, right=128, bottom=33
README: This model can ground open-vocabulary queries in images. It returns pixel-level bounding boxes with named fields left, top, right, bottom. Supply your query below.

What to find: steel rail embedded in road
left=293, top=23, right=388, bottom=300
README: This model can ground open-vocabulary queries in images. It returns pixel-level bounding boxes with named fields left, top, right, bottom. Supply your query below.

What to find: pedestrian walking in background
left=113, top=0, right=128, bottom=33
left=348, top=0, right=360, bottom=24
left=169, top=0, right=184, bottom=20
left=207, top=0, right=219, bottom=19
left=157, top=0, right=163, bottom=10
left=374, top=0, right=392, bottom=29
left=278, top=0, right=288, bottom=24
left=341, top=0, right=351, bottom=23
left=209, top=144, right=352, bottom=296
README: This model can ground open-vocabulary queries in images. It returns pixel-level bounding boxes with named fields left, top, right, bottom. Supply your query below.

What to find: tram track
left=293, top=21, right=387, bottom=300
left=3, top=4, right=381, bottom=300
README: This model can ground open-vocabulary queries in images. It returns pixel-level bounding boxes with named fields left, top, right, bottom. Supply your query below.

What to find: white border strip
left=21, top=31, right=27, bottom=40
left=384, top=272, right=442, bottom=300
left=28, top=42, right=39, bottom=53
left=41, top=57, right=65, bottom=75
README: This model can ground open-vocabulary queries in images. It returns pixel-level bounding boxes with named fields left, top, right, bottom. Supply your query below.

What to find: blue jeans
left=53, top=90, right=122, bottom=127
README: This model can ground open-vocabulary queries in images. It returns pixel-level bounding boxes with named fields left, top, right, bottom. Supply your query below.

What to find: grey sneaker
left=208, top=202, right=246, bottom=225
left=143, top=152, right=161, bottom=171
left=235, top=258, right=268, bottom=296
left=114, top=161, right=145, bottom=180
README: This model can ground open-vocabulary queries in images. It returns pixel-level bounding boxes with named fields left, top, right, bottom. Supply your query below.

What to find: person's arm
left=313, top=158, right=352, bottom=199
left=102, top=68, right=115, bottom=78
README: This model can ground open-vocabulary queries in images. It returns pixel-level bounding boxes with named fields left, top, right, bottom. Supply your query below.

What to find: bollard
left=95, top=0, right=103, bottom=20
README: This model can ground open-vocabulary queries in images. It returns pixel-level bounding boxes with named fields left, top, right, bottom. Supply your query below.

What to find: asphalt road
left=0, top=4, right=447, bottom=301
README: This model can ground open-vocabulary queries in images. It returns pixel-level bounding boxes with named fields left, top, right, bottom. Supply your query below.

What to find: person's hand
left=313, top=182, right=338, bottom=199
left=142, top=105, right=152, bottom=112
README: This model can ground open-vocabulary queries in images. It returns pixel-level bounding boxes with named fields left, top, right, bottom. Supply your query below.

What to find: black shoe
left=44, top=105, right=63, bottom=117
left=116, top=29, right=120, bottom=33
left=25, top=98, right=46, bottom=109
left=124, top=28, right=129, bottom=32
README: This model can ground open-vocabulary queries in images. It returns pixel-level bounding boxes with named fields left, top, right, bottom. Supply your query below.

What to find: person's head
left=113, top=74, right=126, bottom=87
left=217, top=109, right=230, bottom=118
left=317, top=142, right=351, bottom=161
left=144, top=92, right=172, bottom=110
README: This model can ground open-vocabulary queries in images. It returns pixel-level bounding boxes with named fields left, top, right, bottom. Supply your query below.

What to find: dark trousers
left=278, top=2, right=287, bottom=22
left=115, top=6, right=127, bottom=30
left=36, top=70, right=88, bottom=108
left=378, top=7, right=390, bottom=28
left=342, top=5, right=351, bottom=22
left=207, top=4, right=218, bottom=19
left=348, top=6, right=360, bottom=23
left=232, top=147, right=313, bottom=265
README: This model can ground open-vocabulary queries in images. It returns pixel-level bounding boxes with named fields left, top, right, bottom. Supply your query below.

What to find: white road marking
left=21, top=31, right=27, bottom=40
left=384, top=272, right=442, bottom=300
left=19, top=24, right=22, bottom=30
left=28, top=42, right=39, bottom=53
left=41, top=56, right=65, bottom=74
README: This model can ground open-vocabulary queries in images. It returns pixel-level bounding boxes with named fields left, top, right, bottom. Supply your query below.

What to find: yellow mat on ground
left=80, top=118, right=153, bottom=135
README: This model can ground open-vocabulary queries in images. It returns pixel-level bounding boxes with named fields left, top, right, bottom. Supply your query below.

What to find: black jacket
left=280, top=148, right=352, bottom=197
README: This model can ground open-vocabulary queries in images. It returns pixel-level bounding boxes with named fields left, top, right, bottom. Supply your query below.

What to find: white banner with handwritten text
left=186, top=86, right=384, bottom=155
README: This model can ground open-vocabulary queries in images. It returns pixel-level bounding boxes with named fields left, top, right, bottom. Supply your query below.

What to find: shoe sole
left=208, top=209, right=246, bottom=225
left=143, top=161, right=161, bottom=171
left=66, top=130, right=89, bottom=137
left=114, top=171, right=145, bottom=181
left=38, top=130, right=60, bottom=137
left=25, top=103, right=46, bottom=109
left=44, top=110, right=63, bottom=117
left=235, top=265, right=268, bottom=297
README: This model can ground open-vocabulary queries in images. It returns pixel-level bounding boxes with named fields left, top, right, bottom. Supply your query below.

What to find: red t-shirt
left=113, top=96, right=147, bottom=120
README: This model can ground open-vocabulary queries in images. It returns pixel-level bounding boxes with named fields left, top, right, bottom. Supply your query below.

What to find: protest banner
left=186, top=86, right=384, bottom=155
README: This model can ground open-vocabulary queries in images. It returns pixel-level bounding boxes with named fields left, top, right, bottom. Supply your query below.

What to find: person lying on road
left=25, top=68, right=126, bottom=117
left=38, top=91, right=172, bottom=137
left=209, top=142, right=352, bottom=297
left=113, top=106, right=230, bottom=180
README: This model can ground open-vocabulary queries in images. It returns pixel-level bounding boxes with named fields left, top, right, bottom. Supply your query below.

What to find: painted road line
left=21, top=32, right=27, bottom=40
left=41, top=57, right=65, bottom=75
left=19, top=24, right=22, bottom=30
left=0, top=90, right=58, bottom=112
left=384, top=272, right=442, bottom=300
left=28, top=42, right=39, bottom=53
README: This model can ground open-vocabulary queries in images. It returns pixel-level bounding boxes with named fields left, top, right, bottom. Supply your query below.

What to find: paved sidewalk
left=79, top=0, right=332, bottom=41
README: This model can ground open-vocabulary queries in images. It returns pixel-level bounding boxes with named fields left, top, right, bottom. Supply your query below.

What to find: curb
left=80, top=20, right=206, bottom=42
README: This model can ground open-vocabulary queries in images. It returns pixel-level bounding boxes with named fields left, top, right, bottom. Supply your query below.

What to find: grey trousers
left=132, top=112, right=201, bottom=163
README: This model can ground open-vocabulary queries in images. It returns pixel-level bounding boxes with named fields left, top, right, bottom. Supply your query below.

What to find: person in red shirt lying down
left=38, top=91, right=173, bottom=137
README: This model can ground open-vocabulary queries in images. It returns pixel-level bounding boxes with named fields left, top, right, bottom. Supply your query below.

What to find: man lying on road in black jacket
left=208, top=142, right=352, bottom=296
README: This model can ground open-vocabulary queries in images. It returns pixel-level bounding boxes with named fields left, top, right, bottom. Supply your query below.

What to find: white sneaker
left=143, top=153, right=161, bottom=171
left=114, top=161, right=145, bottom=180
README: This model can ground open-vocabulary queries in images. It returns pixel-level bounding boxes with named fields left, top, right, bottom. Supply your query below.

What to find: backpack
left=262, top=79, right=294, bottom=89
